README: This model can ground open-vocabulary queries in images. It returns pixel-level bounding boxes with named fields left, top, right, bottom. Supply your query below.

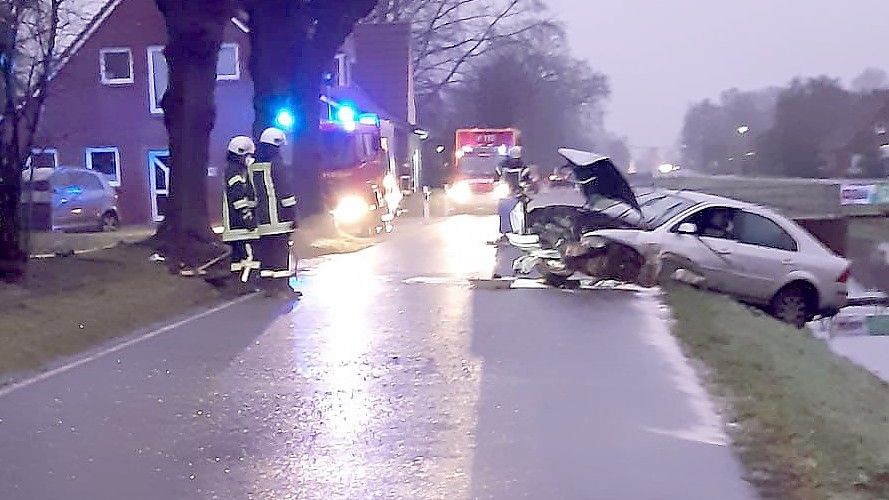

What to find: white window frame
left=148, top=150, right=170, bottom=222
left=147, top=45, right=166, bottom=115
left=85, top=147, right=122, bottom=187
left=216, top=43, right=241, bottom=81
left=99, top=47, right=134, bottom=85
left=29, top=147, right=59, bottom=169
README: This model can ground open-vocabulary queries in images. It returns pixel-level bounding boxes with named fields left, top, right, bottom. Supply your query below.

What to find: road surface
left=0, top=215, right=756, bottom=500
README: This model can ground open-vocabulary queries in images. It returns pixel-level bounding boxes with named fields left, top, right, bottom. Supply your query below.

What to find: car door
left=50, top=170, right=78, bottom=230
left=77, top=172, right=107, bottom=228
left=720, top=210, right=800, bottom=302
left=61, top=171, right=102, bottom=230
left=658, top=206, right=741, bottom=290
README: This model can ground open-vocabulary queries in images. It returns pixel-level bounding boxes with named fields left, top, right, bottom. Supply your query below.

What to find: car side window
left=734, top=211, right=798, bottom=251
left=50, top=171, right=73, bottom=189
left=675, top=207, right=738, bottom=240
left=77, top=172, right=104, bottom=191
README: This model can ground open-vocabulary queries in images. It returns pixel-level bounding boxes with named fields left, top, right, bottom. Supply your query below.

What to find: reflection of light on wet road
left=295, top=252, right=382, bottom=489
left=217, top=217, right=497, bottom=498
left=439, top=215, right=498, bottom=277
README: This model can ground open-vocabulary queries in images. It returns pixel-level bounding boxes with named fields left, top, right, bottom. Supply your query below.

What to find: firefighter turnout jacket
left=222, top=154, right=259, bottom=243
left=250, top=143, right=297, bottom=236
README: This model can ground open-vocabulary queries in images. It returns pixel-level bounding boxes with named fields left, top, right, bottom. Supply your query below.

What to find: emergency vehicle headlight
left=447, top=181, right=472, bottom=204
left=493, top=182, right=511, bottom=200
left=332, top=195, right=369, bottom=225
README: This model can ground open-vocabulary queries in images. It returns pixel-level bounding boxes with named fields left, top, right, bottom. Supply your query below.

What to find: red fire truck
left=447, top=128, right=519, bottom=208
left=318, top=104, right=400, bottom=235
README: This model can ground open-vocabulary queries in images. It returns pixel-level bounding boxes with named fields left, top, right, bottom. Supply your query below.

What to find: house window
left=28, top=148, right=58, bottom=169
left=86, top=147, right=121, bottom=186
left=100, top=48, right=134, bottom=85
left=147, top=44, right=239, bottom=114
left=216, top=43, right=240, bottom=80
left=147, top=46, right=168, bottom=114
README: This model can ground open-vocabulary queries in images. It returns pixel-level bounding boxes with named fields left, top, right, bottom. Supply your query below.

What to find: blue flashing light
left=275, top=109, right=295, bottom=130
left=336, top=105, right=357, bottom=125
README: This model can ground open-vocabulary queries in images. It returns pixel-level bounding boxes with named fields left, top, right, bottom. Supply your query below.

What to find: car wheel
left=770, top=286, right=812, bottom=329
left=100, top=212, right=119, bottom=232
left=656, top=256, right=697, bottom=286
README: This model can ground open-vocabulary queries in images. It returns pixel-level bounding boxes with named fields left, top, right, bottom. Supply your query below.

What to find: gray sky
left=545, top=0, right=889, bottom=149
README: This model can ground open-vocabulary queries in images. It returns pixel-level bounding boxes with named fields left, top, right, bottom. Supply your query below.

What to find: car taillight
left=837, top=266, right=851, bottom=284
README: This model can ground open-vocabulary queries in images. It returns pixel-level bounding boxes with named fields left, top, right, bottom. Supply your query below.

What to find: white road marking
left=641, top=291, right=730, bottom=447
left=0, top=293, right=258, bottom=399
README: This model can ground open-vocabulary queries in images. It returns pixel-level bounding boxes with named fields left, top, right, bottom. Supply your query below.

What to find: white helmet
left=508, top=145, right=523, bottom=159
left=260, top=127, right=287, bottom=147
left=228, top=136, right=255, bottom=156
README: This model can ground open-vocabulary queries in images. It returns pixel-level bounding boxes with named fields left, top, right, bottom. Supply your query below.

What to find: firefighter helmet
left=228, top=136, right=256, bottom=156
left=260, top=127, right=287, bottom=147
left=508, top=146, right=523, bottom=159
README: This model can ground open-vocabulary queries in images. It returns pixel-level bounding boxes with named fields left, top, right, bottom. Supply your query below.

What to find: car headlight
left=331, top=195, right=369, bottom=225
left=493, top=182, right=511, bottom=200
left=447, top=181, right=472, bottom=204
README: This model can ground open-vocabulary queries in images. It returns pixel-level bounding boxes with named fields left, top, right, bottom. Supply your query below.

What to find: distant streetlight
left=737, top=125, right=750, bottom=135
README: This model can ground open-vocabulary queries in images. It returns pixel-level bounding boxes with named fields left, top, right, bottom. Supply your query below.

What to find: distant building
left=33, top=0, right=420, bottom=227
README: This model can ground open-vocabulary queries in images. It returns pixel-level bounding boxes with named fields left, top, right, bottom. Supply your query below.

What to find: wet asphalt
left=0, top=215, right=756, bottom=500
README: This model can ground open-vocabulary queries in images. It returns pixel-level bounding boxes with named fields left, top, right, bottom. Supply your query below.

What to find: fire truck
left=447, top=128, right=520, bottom=208
left=317, top=102, right=400, bottom=235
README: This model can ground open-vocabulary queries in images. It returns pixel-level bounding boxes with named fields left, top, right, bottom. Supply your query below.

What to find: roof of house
left=52, top=0, right=123, bottom=78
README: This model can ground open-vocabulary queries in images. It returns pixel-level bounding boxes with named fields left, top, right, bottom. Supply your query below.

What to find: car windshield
left=318, top=129, right=358, bottom=170
left=639, top=194, right=697, bottom=228
left=458, top=156, right=499, bottom=177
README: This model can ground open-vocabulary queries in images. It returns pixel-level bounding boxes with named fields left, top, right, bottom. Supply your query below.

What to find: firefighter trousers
left=229, top=241, right=261, bottom=283
left=256, top=233, right=294, bottom=288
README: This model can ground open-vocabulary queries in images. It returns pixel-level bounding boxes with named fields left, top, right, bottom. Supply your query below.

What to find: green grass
left=0, top=245, right=235, bottom=381
left=665, top=286, right=889, bottom=500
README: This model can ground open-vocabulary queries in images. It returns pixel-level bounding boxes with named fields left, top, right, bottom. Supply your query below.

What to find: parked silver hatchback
left=22, top=167, right=120, bottom=232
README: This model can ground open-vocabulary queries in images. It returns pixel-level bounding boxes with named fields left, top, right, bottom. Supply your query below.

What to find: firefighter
left=495, top=146, right=531, bottom=238
left=251, top=127, right=300, bottom=298
left=222, top=136, right=260, bottom=285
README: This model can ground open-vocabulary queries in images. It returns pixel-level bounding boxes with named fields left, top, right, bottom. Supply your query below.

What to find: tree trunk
left=154, top=0, right=231, bottom=269
left=1, top=73, right=24, bottom=281
left=0, top=141, right=25, bottom=282
left=290, top=62, right=324, bottom=215
left=247, top=0, right=378, bottom=218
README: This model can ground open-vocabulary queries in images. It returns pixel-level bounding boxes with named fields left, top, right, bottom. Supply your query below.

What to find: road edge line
left=0, top=293, right=259, bottom=399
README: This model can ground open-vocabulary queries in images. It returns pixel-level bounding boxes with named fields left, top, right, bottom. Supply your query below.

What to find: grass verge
left=665, top=286, right=889, bottom=500
left=0, top=244, right=238, bottom=382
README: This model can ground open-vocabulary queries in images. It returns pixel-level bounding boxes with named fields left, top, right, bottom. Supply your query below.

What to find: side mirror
left=677, top=222, right=698, bottom=235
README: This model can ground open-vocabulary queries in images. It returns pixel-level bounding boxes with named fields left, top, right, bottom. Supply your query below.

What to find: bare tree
left=0, top=0, right=83, bottom=281
left=366, top=0, right=549, bottom=97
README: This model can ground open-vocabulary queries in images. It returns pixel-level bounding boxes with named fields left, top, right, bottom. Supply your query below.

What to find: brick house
left=32, top=0, right=420, bottom=226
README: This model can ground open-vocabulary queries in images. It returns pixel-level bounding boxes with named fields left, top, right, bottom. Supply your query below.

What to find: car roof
left=656, top=189, right=760, bottom=210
